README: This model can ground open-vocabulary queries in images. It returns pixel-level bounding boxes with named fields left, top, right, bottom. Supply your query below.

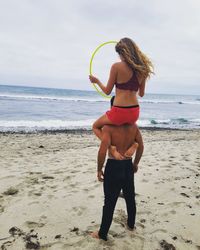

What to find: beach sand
left=0, top=129, right=200, bottom=250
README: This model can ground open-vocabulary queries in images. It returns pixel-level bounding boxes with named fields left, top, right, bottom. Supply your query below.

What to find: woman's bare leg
left=92, top=114, right=113, bottom=140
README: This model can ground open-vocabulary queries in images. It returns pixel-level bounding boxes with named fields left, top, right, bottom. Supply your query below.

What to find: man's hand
left=133, top=164, right=138, bottom=173
left=97, top=170, right=104, bottom=182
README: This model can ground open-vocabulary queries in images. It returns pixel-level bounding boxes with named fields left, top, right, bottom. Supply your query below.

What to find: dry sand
left=0, top=129, right=200, bottom=250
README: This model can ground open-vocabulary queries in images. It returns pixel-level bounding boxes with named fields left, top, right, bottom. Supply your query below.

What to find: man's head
left=110, top=96, right=115, bottom=107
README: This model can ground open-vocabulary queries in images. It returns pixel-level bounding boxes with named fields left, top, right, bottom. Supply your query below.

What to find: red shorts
left=106, top=105, right=140, bottom=125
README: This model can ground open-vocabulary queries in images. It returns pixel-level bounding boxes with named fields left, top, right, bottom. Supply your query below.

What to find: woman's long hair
left=115, top=37, right=154, bottom=79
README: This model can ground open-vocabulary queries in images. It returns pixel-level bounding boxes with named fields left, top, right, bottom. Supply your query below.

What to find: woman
left=89, top=37, right=154, bottom=158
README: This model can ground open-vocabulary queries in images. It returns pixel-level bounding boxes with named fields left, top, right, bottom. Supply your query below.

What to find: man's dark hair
left=110, top=96, right=115, bottom=107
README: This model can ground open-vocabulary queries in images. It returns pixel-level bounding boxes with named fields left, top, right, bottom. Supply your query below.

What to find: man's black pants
left=98, top=158, right=136, bottom=241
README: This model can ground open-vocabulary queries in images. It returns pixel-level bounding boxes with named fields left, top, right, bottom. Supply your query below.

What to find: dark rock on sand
left=9, top=227, right=23, bottom=236
left=70, top=227, right=79, bottom=232
left=55, top=234, right=61, bottom=239
left=24, top=231, right=40, bottom=249
left=3, top=187, right=19, bottom=195
left=0, top=205, right=4, bottom=213
left=185, top=239, right=192, bottom=244
left=160, top=239, right=176, bottom=250
left=42, top=176, right=54, bottom=179
left=1, top=240, right=13, bottom=250
left=25, top=241, right=40, bottom=249
left=180, top=192, right=190, bottom=198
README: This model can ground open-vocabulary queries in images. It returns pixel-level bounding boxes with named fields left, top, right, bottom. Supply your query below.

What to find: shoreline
left=0, top=126, right=199, bottom=135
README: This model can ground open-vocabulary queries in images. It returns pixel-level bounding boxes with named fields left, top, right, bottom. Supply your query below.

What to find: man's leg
left=122, top=161, right=136, bottom=229
left=98, top=160, right=122, bottom=240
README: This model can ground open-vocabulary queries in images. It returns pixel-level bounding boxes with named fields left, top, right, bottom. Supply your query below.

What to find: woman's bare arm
left=89, top=63, right=117, bottom=95
left=138, top=77, right=146, bottom=97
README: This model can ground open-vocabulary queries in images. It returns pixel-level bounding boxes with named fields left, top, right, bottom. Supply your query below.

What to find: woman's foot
left=110, top=146, right=125, bottom=160
left=90, top=231, right=100, bottom=239
left=124, top=143, right=139, bottom=158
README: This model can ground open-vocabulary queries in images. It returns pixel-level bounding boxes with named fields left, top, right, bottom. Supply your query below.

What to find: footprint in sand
left=88, top=195, right=95, bottom=199
left=25, top=221, right=45, bottom=228
left=109, top=230, right=126, bottom=239
left=150, top=228, right=167, bottom=234
left=29, top=171, right=42, bottom=175
left=63, top=176, right=72, bottom=181
left=70, top=170, right=79, bottom=174
left=93, top=182, right=100, bottom=188
left=169, top=201, right=186, bottom=207
left=29, top=190, right=42, bottom=196
left=69, top=183, right=79, bottom=188
left=3, top=187, right=19, bottom=196
left=0, top=204, right=5, bottom=213
left=141, top=179, right=149, bottom=183
left=136, top=222, right=145, bottom=229
left=113, top=209, right=127, bottom=228
left=28, top=200, right=40, bottom=205
left=42, top=175, right=54, bottom=180
left=137, top=210, right=151, bottom=215
left=170, top=210, right=176, bottom=215
left=144, top=173, right=152, bottom=176
left=49, top=185, right=58, bottom=189
left=72, top=206, right=87, bottom=216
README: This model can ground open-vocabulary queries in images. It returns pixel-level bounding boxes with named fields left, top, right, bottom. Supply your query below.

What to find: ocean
left=0, top=84, right=200, bottom=132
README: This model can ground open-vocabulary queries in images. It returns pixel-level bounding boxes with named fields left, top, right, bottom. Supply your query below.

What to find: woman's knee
left=93, top=120, right=103, bottom=130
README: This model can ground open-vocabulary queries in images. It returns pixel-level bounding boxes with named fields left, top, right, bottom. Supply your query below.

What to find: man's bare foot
left=126, top=225, right=136, bottom=231
left=110, top=146, right=125, bottom=160
left=90, top=231, right=100, bottom=239
left=124, top=143, right=139, bottom=158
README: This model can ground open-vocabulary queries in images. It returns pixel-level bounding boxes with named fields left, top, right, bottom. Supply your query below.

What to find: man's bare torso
left=104, top=124, right=138, bottom=157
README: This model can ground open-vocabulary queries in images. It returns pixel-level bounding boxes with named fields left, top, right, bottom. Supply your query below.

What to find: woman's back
left=114, top=62, right=142, bottom=106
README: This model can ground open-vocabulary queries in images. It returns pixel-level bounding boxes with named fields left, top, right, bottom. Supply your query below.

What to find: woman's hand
left=89, top=75, right=100, bottom=85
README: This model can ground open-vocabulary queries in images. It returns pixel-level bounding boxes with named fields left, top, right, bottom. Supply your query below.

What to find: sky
left=0, top=0, right=199, bottom=95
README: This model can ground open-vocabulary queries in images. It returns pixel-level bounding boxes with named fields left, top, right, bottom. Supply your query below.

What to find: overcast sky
left=0, top=0, right=199, bottom=95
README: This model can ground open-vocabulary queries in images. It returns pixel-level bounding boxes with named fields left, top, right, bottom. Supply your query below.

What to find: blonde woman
left=89, top=37, right=154, bottom=158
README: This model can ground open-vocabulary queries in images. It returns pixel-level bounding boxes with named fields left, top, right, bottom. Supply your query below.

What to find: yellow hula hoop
left=89, top=40, right=118, bottom=99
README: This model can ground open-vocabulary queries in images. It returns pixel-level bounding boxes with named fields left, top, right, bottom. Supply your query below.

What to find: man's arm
left=97, top=126, right=111, bottom=181
left=133, top=128, right=144, bottom=172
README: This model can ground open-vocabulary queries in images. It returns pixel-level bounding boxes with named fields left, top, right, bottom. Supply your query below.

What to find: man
left=91, top=123, right=144, bottom=241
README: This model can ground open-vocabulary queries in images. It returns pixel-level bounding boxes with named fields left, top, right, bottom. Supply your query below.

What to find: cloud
left=0, top=0, right=199, bottom=94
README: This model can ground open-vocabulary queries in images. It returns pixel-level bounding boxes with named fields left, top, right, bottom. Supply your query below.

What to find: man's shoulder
left=102, top=124, right=140, bottom=136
